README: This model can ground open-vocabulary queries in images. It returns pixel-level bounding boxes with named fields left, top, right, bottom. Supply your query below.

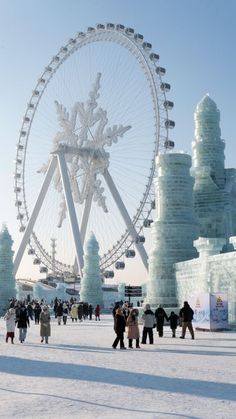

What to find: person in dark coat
left=179, top=301, right=195, bottom=339
left=112, top=308, right=126, bottom=349
left=27, top=303, right=34, bottom=320
left=155, top=305, right=168, bottom=337
left=63, top=303, right=69, bottom=325
left=168, top=311, right=179, bottom=337
left=56, top=302, right=63, bottom=325
left=88, top=304, right=93, bottom=320
left=16, top=303, right=30, bottom=343
left=83, top=303, right=89, bottom=320
left=34, top=302, right=42, bottom=324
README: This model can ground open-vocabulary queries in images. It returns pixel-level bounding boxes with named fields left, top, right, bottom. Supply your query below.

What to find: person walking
left=88, top=304, right=93, bottom=320
left=95, top=304, right=101, bottom=321
left=16, top=303, right=30, bottom=343
left=56, top=302, right=63, bottom=325
left=168, top=311, right=179, bottom=338
left=71, top=303, right=78, bottom=322
left=141, top=304, right=155, bottom=344
left=112, top=307, right=126, bottom=349
left=4, top=307, right=16, bottom=343
left=33, top=302, right=42, bottom=325
left=155, top=305, right=168, bottom=337
left=39, top=305, right=51, bottom=344
left=126, top=308, right=140, bottom=348
left=179, top=301, right=195, bottom=339
left=63, top=303, right=69, bottom=325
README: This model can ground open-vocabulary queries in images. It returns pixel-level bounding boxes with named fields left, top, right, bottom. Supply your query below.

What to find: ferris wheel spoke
left=73, top=185, right=94, bottom=273
left=13, top=155, right=58, bottom=275
left=103, top=168, right=148, bottom=271
left=56, top=149, right=84, bottom=276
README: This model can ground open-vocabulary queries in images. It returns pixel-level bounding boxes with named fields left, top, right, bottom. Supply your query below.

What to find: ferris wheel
left=13, top=23, right=175, bottom=279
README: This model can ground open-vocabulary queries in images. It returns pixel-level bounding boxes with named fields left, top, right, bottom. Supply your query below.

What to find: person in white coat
left=4, top=307, right=16, bottom=344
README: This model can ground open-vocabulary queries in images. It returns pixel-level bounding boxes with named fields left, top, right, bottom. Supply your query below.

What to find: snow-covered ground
left=0, top=314, right=235, bottom=419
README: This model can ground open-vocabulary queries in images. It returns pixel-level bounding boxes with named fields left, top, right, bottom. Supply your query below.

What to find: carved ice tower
left=146, top=153, right=198, bottom=307
left=192, top=94, right=232, bottom=254
left=0, top=224, right=16, bottom=314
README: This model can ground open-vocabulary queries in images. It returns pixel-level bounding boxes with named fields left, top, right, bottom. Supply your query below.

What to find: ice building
left=80, top=232, right=103, bottom=307
left=146, top=153, right=199, bottom=307
left=147, top=95, right=236, bottom=324
left=0, top=225, right=16, bottom=314
left=176, top=95, right=236, bottom=324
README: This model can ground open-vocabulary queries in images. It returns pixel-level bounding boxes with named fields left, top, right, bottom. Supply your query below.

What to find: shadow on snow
left=0, top=356, right=235, bottom=401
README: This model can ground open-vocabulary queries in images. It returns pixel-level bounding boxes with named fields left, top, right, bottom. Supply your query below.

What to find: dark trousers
left=157, top=325, right=164, bottom=337
left=113, top=331, right=125, bottom=348
left=128, top=338, right=140, bottom=348
left=171, top=328, right=176, bottom=337
left=141, top=327, right=153, bottom=344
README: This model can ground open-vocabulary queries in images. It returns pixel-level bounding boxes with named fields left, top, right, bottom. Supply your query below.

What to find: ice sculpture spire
left=192, top=94, right=227, bottom=240
left=193, top=94, right=225, bottom=188
left=0, top=224, right=16, bottom=314
left=79, top=232, right=103, bottom=307
left=146, top=153, right=198, bottom=307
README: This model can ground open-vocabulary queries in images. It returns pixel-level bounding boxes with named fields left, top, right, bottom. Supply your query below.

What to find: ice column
left=192, top=95, right=227, bottom=243
left=0, top=224, right=16, bottom=314
left=146, top=153, right=198, bottom=307
left=80, top=232, right=103, bottom=307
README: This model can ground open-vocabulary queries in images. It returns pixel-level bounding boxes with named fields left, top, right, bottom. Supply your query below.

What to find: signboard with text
left=189, top=292, right=229, bottom=330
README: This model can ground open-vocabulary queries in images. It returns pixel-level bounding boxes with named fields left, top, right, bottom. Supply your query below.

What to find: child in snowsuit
left=168, top=311, right=179, bottom=338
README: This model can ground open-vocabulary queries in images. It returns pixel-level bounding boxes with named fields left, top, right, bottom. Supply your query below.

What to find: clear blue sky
left=0, top=0, right=236, bottom=282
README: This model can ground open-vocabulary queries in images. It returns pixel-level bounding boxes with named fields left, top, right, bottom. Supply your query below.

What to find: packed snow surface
left=0, top=314, right=235, bottom=418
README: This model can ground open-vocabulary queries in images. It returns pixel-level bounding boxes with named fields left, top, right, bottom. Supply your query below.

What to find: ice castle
left=146, top=95, right=236, bottom=324
left=0, top=225, right=16, bottom=314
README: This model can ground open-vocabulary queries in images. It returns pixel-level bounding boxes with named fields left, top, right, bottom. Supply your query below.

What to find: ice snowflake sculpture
left=38, top=73, right=131, bottom=227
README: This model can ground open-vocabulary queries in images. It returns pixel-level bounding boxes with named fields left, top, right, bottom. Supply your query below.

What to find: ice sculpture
left=192, top=95, right=230, bottom=246
left=0, top=225, right=16, bottom=314
left=33, top=281, right=68, bottom=303
left=80, top=232, right=103, bottom=307
left=146, top=153, right=198, bottom=307
left=176, top=95, right=236, bottom=324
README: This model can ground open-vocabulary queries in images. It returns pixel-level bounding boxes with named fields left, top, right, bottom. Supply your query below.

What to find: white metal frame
left=14, top=23, right=174, bottom=276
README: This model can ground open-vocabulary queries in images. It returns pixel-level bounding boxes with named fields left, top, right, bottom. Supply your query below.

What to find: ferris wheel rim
left=14, top=23, right=173, bottom=275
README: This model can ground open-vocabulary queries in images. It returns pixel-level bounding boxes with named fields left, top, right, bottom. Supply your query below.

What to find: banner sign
left=210, top=293, right=228, bottom=329
left=189, top=292, right=229, bottom=330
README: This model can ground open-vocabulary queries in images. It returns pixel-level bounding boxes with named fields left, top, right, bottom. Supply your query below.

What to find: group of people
left=3, top=301, right=50, bottom=344
left=112, top=301, right=194, bottom=349
left=3, top=298, right=102, bottom=344
left=3, top=298, right=194, bottom=347
left=53, top=299, right=101, bottom=325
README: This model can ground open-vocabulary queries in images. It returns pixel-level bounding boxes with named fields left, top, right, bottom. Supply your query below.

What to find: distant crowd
left=2, top=297, right=101, bottom=344
left=2, top=297, right=194, bottom=348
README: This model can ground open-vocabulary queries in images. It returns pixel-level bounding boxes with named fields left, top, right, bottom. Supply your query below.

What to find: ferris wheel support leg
left=13, top=156, right=58, bottom=276
left=73, top=187, right=94, bottom=274
left=103, top=168, right=148, bottom=271
left=56, top=150, right=84, bottom=277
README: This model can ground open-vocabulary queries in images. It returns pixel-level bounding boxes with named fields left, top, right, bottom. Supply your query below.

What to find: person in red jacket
left=95, top=304, right=101, bottom=321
